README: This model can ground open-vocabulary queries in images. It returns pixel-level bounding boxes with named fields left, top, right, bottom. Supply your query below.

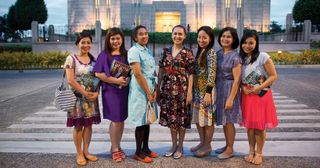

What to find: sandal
left=244, top=151, right=255, bottom=163
left=84, top=154, right=98, bottom=162
left=251, top=153, right=263, bottom=165
left=112, top=150, right=123, bottom=163
left=76, top=156, right=87, bottom=166
left=119, top=148, right=126, bottom=159
left=190, top=144, right=202, bottom=152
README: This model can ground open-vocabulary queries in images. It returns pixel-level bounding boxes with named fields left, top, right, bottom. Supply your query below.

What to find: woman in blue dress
left=214, top=27, right=242, bottom=159
left=127, top=25, right=158, bottom=163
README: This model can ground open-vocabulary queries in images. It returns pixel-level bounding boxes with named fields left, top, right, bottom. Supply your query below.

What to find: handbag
left=54, top=70, right=76, bottom=112
left=145, top=102, right=157, bottom=124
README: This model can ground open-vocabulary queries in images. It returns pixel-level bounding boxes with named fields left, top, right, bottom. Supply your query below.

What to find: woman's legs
left=142, top=125, right=151, bottom=153
left=219, top=123, right=235, bottom=158
left=175, top=127, right=186, bottom=155
left=134, top=125, right=146, bottom=158
left=167, top=127, right=178, bottom=153
left=244, top=128, right=255, bottom=162
left=195, top=125, right=214, bottom=157
left=252, top=129, right=266, bottom=165
left=73, top=126, right=86, bottom=164
left=191, top=124, right=205, bottom=152
left=109, top=121, right=124, bottom=152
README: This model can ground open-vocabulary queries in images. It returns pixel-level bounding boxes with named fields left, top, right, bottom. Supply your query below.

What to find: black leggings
left=135, top=125, right=150, bottom=154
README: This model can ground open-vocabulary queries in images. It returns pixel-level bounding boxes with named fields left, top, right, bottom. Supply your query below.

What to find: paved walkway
left=1, top=92, right=320, bottom=158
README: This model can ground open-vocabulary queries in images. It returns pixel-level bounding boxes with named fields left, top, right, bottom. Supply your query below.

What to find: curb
left=275, top=64, right=320, bottom=68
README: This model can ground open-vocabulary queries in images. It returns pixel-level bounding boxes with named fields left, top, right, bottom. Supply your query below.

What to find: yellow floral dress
left=192, top=48, right=217, bottom=127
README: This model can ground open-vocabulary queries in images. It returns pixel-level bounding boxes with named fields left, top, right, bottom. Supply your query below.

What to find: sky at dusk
left=0, top=0, right=296, bottom=26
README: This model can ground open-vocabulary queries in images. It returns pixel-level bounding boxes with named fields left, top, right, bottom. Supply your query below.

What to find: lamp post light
left=236, top=0, right=244, bottom=39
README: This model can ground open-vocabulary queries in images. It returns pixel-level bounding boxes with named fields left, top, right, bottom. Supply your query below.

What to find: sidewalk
left=1, top=153, right=319, bottom=168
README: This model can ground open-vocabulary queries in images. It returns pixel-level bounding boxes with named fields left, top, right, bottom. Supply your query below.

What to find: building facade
left=68, top=0, right=270, bottom=32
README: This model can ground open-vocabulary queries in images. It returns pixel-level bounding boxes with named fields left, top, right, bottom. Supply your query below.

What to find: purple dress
left=215, top=49, right=242, bottom=126
left=93, top=51, right=129, bottom=122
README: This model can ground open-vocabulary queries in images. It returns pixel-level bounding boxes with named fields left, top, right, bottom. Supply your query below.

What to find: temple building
left=68, top=0, right=270, bottom=32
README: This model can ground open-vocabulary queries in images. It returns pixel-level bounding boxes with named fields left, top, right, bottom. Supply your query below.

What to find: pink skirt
left=240, top=89, right=278, bottom=130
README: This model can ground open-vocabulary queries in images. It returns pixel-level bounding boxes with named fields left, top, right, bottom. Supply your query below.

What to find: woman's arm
left=186, top=74, right=193, bottom=105
left=225, top=63, right=241, bottom=110
left=95, top=72, right=127, bottom=86
left=251, top=59, right=277, bottom=94
left=156, top=68, right=164, bottom=103
left=204, top=50, right=217, bottom=106
left=130, top=62, right=154, bottom=103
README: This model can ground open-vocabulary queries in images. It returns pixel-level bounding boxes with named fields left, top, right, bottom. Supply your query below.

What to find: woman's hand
left=203, top=93, right=212, bottom=107
left=147, top=92, right=154, bottom=104
left=250, top=85, right=262, bottom=95
left=122, top=77, right=130, bottom=87
left=85, top=92, right=99, bottom=101
left=116, top=76, right=127, bottom=86
left=186, top=91, right=192, bottom=105
left=242, top=86, right=251, bottom=95
left=224, top=97, right=233, bottom=110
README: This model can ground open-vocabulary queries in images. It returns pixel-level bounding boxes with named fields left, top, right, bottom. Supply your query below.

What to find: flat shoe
left=165, top=151, right=174, bottom=157
left=214, top=146, right=226, bottom=154
left=85, top=154, right=98, bottom=162
left=133, top=154, right=153, bottom=163
left=173, top=149, right=183, bottom=159
left=144, top=151, right=158, bottom=158
left=217, top=152, right=233, bottom=160
left=76, top=157, right=87, bottom=166
left=194, top=149, right=211, bottom=158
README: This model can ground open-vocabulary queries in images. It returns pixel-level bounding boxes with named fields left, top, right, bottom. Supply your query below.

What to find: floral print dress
left=159, top=47, right=194, bottom=129
left=192, top=48, right=217, bottom=127
left=64, top=55, right=101, bottom=128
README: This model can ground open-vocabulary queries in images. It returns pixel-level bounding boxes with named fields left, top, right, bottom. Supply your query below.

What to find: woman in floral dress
left=157, top=25, right=194, bottom=159
left=191, top=26, right=217, bottom=157
left=64, top=32, right=101, bottom=166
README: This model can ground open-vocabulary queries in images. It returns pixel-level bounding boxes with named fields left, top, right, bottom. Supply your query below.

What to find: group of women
left=64, top=24, right=278, bottom=166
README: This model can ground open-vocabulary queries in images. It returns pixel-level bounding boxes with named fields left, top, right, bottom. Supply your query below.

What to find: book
left=110, top=60, right=130, bottom=78
left=243, top=70, right=269, bottom=97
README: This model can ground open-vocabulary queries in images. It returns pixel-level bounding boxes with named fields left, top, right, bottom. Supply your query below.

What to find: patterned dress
left=192, top=48, right=217, bottom=127
left=159, top=47, right=194, bottom=129
left=64, top=55, right=101, bottom=128
left=215, top=49, right=242, bottom=126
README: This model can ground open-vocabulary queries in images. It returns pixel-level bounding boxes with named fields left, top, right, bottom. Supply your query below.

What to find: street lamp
left=236, top=0, right=244, bottom=39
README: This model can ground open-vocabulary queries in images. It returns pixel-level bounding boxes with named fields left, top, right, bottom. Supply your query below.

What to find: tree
left=269, top=21, right=283, bottom=33
left=293, top=0, right=320, bottom=31
left=14, top=0, right=48, bottom=30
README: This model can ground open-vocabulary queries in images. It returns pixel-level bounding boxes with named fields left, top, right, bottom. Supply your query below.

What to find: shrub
left=269, top=50, right=320, bottom=65
left=0, top=51, right=69, bottom=70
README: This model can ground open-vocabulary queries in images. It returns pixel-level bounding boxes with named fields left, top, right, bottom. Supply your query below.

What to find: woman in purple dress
left=214, top=27, right=242, bottom=159
left=94, top=28, right=130, bottom=162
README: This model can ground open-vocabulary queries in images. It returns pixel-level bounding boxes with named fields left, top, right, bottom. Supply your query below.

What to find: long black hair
left=105, top=27, right=127, bottom=61
left=75, top=32, right=95, bottom=61
left=239, top=32, right=260, bottom=64
left=218, top=27, right=239, bottom=50
left=196, top=26, right=215, bottom=67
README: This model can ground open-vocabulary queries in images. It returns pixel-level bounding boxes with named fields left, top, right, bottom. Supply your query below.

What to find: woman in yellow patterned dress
left=191, top=26, right=217, bottom=157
